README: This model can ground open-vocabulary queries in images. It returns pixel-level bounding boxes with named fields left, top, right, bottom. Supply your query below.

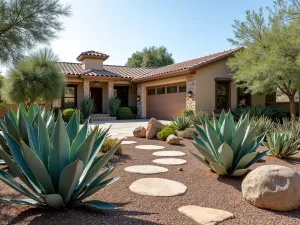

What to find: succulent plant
left=191, top=111, right=269, bottom=177
left=264, top=132, right=299, bottom=158
left=172, top=116, right=192, bottom=131
left=0, top=109, right=120, bottom=210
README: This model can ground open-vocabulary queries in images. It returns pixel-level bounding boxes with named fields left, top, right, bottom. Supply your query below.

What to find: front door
left=114, top=86, right=129, bottom=107
left=90, top=88, right=102, bottom=113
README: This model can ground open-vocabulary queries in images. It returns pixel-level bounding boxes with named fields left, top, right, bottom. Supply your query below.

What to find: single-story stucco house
left=55, top=47, right=267, bottom=120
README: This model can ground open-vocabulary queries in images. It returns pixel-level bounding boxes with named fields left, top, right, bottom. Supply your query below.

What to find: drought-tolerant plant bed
left=1, top=137, right=300, bottom=225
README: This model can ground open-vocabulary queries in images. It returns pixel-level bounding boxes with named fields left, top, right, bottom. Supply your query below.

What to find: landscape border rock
left=133, top=126, right=146, bottom=138
left=146, top=118, right=166, bottom=139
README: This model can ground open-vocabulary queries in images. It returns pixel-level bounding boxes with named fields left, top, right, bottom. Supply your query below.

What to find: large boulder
left=242, top=165, right=300, bottom=211
left=133, top=126, right=146, bottom=138
left=166, top=134, right=180, bottom=145
left=146, top=118, right=166, bottom=139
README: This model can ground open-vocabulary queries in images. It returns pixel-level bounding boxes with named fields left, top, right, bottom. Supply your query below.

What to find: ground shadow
left=283, top=157, right=300, bottom=165
left=9, top=206, right=160, bottom=225
left=217, top=174, right=246, bottom=191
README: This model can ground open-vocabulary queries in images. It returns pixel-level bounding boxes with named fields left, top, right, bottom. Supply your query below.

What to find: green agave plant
left=191, top=111, right=269, bottom=177
left=0, top=108, right=120, bottom=209
left=172, top=116, right=192, bottom=131
left=264, top=132, right=299, bottom=158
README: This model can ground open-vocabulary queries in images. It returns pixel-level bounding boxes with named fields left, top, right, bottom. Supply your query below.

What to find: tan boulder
left=166, top=134, right=180, bottom=145
left=242, top=165, right=300, bottom=211
left=133, top=126, right=146, bottom=138
left=146, top=118, right=166, bottom=139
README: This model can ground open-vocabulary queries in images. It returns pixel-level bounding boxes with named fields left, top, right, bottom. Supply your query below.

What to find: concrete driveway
left=90, top=119, right=170, bottom=139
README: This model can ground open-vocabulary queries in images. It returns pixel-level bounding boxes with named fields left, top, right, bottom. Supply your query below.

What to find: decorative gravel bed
left=1, top=137, right=300, bottom=224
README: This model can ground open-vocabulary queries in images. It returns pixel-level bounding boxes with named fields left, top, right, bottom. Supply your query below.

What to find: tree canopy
left=0, top=0, right=71, bottom=65
left=227, top=0, right=300, bottom=119
left=126, top=46, right=174, bottom=68
left=2, top=48, right=65, bottom=108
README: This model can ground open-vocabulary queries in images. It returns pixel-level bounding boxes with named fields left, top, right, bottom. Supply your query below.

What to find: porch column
left=137, top=85, right=142, bottom=118
left=186, top=76, right=196, bottom=112
left=108, top=81, right=114, bottom=99
left=83, top=80, right=90, bottom=98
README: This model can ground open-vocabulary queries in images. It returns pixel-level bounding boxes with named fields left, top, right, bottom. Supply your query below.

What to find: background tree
left=2, top=48, right=65, bottom=108
left=126, top=46, right=174, bottom=68
left=0, top=0, right=71, bottom=65
left=227, top=4, right=300, bottom=119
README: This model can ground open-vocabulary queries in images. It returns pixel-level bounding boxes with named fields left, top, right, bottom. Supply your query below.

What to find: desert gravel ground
left=1, top=137, right=300, bottom=225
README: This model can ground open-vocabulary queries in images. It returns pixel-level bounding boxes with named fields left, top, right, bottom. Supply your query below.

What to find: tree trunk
left=288, top=95, right=296, bottom=120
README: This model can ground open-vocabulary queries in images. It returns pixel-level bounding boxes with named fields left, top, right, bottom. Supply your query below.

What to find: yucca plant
left=172, top=116, right=192, bottom=131
left=0, top=109, right=120, bottom=209
left=264, top=132, right=299, bottom=158
left=275, top=118, right=300, bottom=142
left=191, top=111, right=269, bottom=177
left=249, top=116, right=275, bottom=136
left=189, top=110, right=210, bottom=125
left=89, top=125, right=111, bottom=139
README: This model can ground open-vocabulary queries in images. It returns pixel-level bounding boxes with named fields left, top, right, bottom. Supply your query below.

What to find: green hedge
left=62, top=108, right=76, bottom=122
left=117, top=107, right=133, bottom=119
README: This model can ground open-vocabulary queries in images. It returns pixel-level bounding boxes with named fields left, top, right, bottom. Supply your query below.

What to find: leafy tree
left=227, top=3, right=300, bottom=119
left=126, top=46, right=174, bottom=68
left=0, top=0, right=71, bottom=65
left=2, top=48, right=65, bottom=108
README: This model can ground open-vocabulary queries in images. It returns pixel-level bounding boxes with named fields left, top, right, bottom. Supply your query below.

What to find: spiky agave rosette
left=191, top=111, right=269, bottom=176
left=0, top=108, right=119, bottom=209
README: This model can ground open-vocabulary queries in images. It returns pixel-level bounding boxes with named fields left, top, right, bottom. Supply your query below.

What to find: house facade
left=56, top=48, right=265, bottom=119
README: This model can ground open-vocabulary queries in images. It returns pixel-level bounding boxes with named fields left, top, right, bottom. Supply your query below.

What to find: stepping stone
left=153, top=158, right=187, bottom=165
left=122, top=141, right=137, bottom=145
left=153, top=151, right=185, bottom=157
left=124, top=165, right=168, bottom=174
left=135, top=145, right=165, bottom=150
left=178, top=205, right=234, bottom=225
left=130, top=178, right=187, bottom=196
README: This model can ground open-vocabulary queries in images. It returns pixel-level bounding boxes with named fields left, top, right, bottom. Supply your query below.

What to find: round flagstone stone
left=124, top=165, right=168, bottom=174
left=153, top=151, right=185, bottom=157
left=122, top=141, right=137, bottom=145
left=135, top=145, right=165, bottom=150
left=153, top=158, right=187, bottom=165
left=130, top=178, right=187, bottom=196
left=178, top=205, right=234, bottom=225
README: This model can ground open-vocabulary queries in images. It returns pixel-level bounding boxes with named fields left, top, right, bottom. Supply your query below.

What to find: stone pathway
left=153, top=158, right=187, bottom=165
left=130, top=178, right=187, bottom=197
left=122, top=141, right=137, bottom=145
left=135, top=145, right=165, bottom=150
left=153, top=151, right=186, bottom=157
left=125, top=165, right=168, bottom=174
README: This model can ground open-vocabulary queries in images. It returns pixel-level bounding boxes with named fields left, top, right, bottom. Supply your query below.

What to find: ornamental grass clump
left=264, top=132, right=299, bottom=158
left=192, top=111, right=269, bottom=177
left=0, top=108, right=120, bottom=210
left=172, top=116, right=192, bottom=131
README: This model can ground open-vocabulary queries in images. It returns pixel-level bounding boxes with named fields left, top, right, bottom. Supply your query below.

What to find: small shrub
left=80, top=97, right=95, bottom=119
left=172, top=116, right=192, bottom=131
left=182, top=109, right=194, bottom=117
left=189, top=110, right=210, bottom=125
left=177, top=128, right=198, bottom=139
left=157, top=125, right=177, bottom=141
left=101, top=138, right=123, bottom=154
left=117, top=107, right=133, bottom=119
left=129, top=106, right=138, bottom=115
left=107, top=97, right=121, bottom=117
left=275, top=118, right=300, bottom=142
left=249, top=116, right=275, bottom=136
left=62, top=108, right=76, bottom=122
left=264, top=132, right=299, bottom=158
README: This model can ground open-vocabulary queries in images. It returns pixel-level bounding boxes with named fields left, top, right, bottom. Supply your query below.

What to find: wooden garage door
left=147, top=83, right=186, bottom=120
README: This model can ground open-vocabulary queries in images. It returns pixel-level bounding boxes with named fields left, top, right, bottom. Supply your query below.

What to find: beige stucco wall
left=82, top=58, right=104, bottom=70
left=195, top=59, right=237, bottom=114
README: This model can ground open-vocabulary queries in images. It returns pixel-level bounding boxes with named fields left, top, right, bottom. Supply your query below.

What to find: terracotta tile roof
left=132, top=47, right=242, bottom=81
left=83, top=69, right=125, bottom=77
left=76, top=50, right=109, bottom=61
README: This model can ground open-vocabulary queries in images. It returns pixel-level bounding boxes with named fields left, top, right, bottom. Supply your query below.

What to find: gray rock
left=242, top=165, right=300, bottom=211
left=166, top=134, right=180, bottom=145
left=146, top=118, right=166, bottom=139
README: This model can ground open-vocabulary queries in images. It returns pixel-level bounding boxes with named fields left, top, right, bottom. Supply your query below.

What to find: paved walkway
left=90, top=119, right=170, bottom=138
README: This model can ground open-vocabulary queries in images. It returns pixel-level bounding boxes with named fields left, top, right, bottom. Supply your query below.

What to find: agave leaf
left=281, top=141, right=292, bottom=155
left=227, top=111, right=236, bottom=135
left=220, top=114, right=233, bottom=144
left=27, top=105, right=37, bottom=124
left=37, top=114, right=50, bottom=168
left=231, top=168, right=248, bottom=177
left=73, top=128, right=97, bottom=166
left=20, top=140, right=55, bottom=194
left=209, top=162, right=228, bottom=175
left=88, top=166, right=117, bottom=188
left=231, top=116, right=249, bottom=155
left=205, top=122, right=222, bottom=153
left=7, top=107, right=18, bottom=129
left=212, top=113, right=220, bottom=134
left=190, top=151, right=210, bottom=168
left=235, top=152, right=257, bottom=170
left=49, top=111, right=70, bottom=188
left=18, top=110, right=29, bottom=144
left=27, top=123, right=40, bottom=158
left=4, top=114, right=19, bottom=141
left=0, top=170, right=41, bottom=202
left=217, top=143, right=233, bottom=169
left=59, top=160, right=84, bottom=204
left=194, top=124, right=209, bottom=143
left=66, top=110, right=80, bottom=145
left=70, top=120, right=89, bottom=160
left=17, top=104, right=27, bottom=120
left=72, top=200, right=117, bottom=210
left=218, top=111, right=226, bottom=129
left=43, top=194, right=64, bottom=209
left=192, top=142, right=216, bottom=163
left=0, top=198, right=43, bottom=207
left=246, top=150, right=269, bottom=168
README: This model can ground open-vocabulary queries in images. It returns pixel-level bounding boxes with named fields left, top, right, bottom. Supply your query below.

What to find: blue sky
left=51, top=0, right=273, bottom=65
